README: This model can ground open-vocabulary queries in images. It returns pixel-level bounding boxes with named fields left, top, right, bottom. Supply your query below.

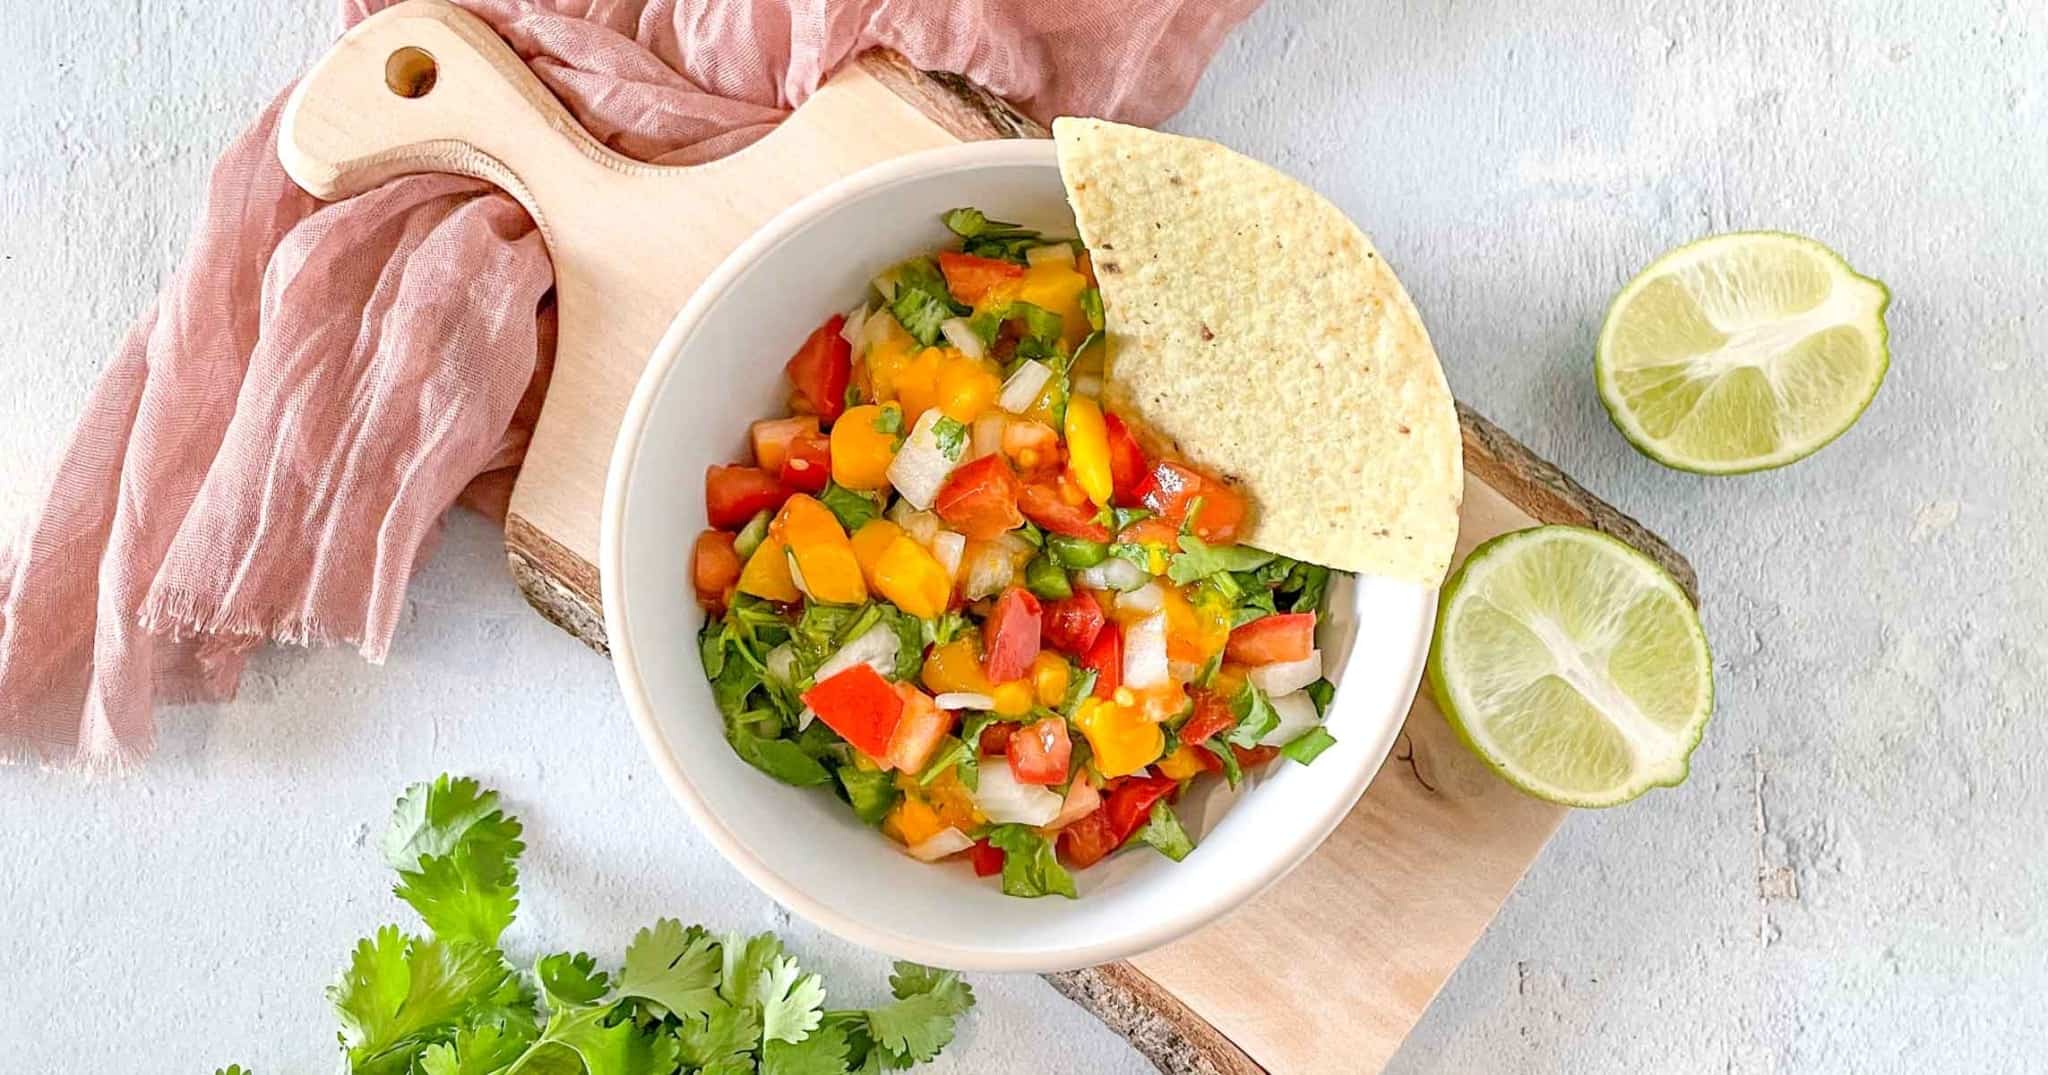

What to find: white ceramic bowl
left=602, top=139, right=1436, bottom=973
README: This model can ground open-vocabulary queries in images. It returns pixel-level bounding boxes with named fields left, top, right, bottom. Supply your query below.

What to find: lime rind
left=1595, top=231, right=1892, bottom=475
left=1427, top=526, right=1714, bottom=809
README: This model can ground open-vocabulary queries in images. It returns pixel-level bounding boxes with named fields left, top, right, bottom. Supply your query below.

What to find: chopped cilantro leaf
left=985, top=825, right=1078, bottom=899
left=1282, top=727, right=1338, bottom=765
left=1109, top=506, right=1153, bottom=532
left=914, top=735, right=971, bottom=788
left=1125, top=800, right=1195, bottom=862
left=818, top=481, right=881, bottom=532
left=1168, top=535, right=1277, bottom=585
left=617, top=918, right=722, bottom=1020
left=837, top=765, right=900, bottom=825
left=872, top=404, right=903, bottom=435
left=1080, top=287, right=1104, bottom=331
left=932, top=416, right=968, bottom=461
left=1305, top=678, right=1335, bottom=717
left=1226, top=680, right=1283, bottom=748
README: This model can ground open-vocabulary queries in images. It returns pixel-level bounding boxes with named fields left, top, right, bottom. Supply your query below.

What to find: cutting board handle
left=278, top=0, right=605, bottom=224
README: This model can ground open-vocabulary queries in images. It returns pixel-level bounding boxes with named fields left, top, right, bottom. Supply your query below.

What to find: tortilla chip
left=1054, top=117, right=1462, bottom=585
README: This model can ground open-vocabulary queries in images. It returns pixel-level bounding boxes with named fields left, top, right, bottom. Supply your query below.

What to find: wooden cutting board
left=278, top=4, right=1697, bottom=1071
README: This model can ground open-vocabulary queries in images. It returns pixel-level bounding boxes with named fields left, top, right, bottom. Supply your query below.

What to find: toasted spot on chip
left=1053, top=117, right=1462, bottom=584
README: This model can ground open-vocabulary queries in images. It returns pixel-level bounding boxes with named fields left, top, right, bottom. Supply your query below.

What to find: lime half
left=1596, top=231, right=1890, bottom=474
left=1428, top=526, right=1712, bottom=808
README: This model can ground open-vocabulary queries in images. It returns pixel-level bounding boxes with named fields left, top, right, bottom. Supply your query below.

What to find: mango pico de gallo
left=692, top=208, right=1343, bottom=898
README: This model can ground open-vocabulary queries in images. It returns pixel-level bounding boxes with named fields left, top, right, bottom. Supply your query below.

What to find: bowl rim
left=601, top=137, right=1437, bottom=972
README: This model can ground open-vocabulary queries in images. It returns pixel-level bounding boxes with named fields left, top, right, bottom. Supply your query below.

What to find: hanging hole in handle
left=384, top=46, right=438, bottom=98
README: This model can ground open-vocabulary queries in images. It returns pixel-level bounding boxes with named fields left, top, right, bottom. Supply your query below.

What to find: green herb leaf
left=382, top=776, right=525, bottom=875
left=1109, top=506, right=1153, bottom=532
left=1203, top=741, right=1244, bottom=788
left=762, top=1022, right=849, bottom=1075
left=1080, top=287, right=1105, bottom=331
left=535, top=952, right=611, bottom=1009
left=616, top=918, right=722, bottom=1021
left=529, top=1002, right=677, bottom=1075
left=915, top=735, right=970, bottom=788
left=872, top=404, right=904, bottom=436
left=1305, top=678, right=1335, bottom=717
left=417, top=1022, right=537, bottom=1075
left=727, top=720, right=834, bottom=787
left=1193, top=652, right=1223, bottom=689
left=837, top=765, right=900, bottom=825
left=863, top=963, right=976, bottom=1066
left=985, top=825, right=1078, bottom=899
left=1167, top=535, right=1277, bottom=586
left=819, top=482, right=882, bottom=533
left=1227, top=680, right=1283, bottom=748
left=329, top=928, right=530, bottom=1071
left=921, top=610, right=970, bottom=649
left=718, top=932, right=788, bottom=1012
left=392, top=849, right=520, bottom=948
left=843, top=377, right=865, bottom=413
left=1126, top=800, right=1195, bottom=861
left=756, top=955, right=827, bottom=1044
left=932, top=416, right=968, bottom=462
left=1281, top=727, right=1338, bottom=765
left=941, top=207, right=1009, bottom=238
left=675, top=999, right=763, bottom=1069
left=886, top=257, right=965, bottom=345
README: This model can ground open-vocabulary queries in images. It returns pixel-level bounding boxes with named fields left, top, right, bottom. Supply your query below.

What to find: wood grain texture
left=277, top=6, right=1697, bottom=1073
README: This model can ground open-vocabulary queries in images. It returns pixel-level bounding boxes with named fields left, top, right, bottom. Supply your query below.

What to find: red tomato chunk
left=785, top=315, right=852, bottom=423
left=706, top=465, right=791, bottom=529
left=691, top=530, right=741, bottom=611
left=1040, top=590, right=1106, bottom=656
left=934, top=455, right=1024, bottom=540
left=1225, top=612, right=1316, bottom=666
left=1018, top=483, right=1111, bottom=541
left=801, top=664, right=902, bottom=760
left=1081, top=622, right=1122, bottom=699
left=1006, top=717, right=1072, bottom=785
left=1134, top=460, right=1249, bottom=544
left=778, top=431, right=833, bottom=493
left=982, top=587, right=1043, bottom=682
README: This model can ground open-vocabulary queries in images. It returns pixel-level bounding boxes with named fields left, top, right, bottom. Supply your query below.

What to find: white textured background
left=2, top=1, right=2044, bottom=1072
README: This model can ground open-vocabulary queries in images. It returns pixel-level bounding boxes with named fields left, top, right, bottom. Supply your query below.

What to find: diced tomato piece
left=1178, top=687, right=1237, bottom=746
left=1117, top=517, right=1179, bottom=548
left=801, top=664, right=903, bottom=760
left=1080, top=622, right=1122, bottom=699
left=691, top=530, right=742, bottom=611
left=934, top=455, right=1024, bottom=540
left=937, top=251, right=1025, bottom=305
left=706, top=465, right=792, bottom=529
left=1225, top=612, right=1316, bottom=665
left=1057, top=809, right=1119, bottom=869
left=1104, top=774, right=1177, bottom=843
left=1103, top=413, right=1149, bottom=506
left=886, top=683, right=955, bottom=772
left=1006, top=717, right=1073, bottom=785
left=777, top=430, right=832, bottom=493
left=1040, top=590, right=1107, bottom=657
left=982, top=587, right=1043, bottom=682
left=785, top=315, right=853, bottom=423
left=1233, top=744, right=1281, bottom=770
left=978, top=721, right=1018, bottom=756
left=969, top=839, right=1005, bottom=877
left=1019, top=483, right=1111, bottom=541
left=1134, top=460, right=1250, bottom=543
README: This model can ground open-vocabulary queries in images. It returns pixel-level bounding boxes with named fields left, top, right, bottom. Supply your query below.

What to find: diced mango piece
left=772, top=495, right=866, bottom=605
left=830, top=405, right=900, bottom=491
left=736, top=535, right=798, bottom=603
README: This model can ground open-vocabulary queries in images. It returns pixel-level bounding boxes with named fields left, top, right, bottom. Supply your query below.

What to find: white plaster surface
left=2, top=1, right=2043, bottom=1072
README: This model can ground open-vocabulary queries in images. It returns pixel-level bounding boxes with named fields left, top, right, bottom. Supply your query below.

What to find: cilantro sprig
left=218, top=776, right=977, bottom=1074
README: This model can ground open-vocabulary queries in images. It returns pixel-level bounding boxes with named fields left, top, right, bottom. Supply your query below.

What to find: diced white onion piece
left=1116, top=582, right=1165, bottom=616
left=1257, top=690, right=1323, bottom=748
left=814, top=622, right=901, bottom=684
left=888, top=500, right=942, bottom=545
left=1071, top=371, right=1104, bottom=398
left=1042, top=779, right=1100, bottom=833
left=764, top=643, right=796, bottom=685
left=798, top=707, right=816, bottom=731
left=1249, top=650, right=1323, bottom=698
left=871, top=270, right=900, bottom=301
left=940, top=317, right=987, bottom=361
left=970, top=413, right=1006, bottom=460
left=861, top=307, right=899, bottom=355
left=961, top=541, right=1016, bottom=600
left=1123, top=612, right=1169, bottom=690
left=886, top=409, right=961, bottom=511
left=998, top=361, right=1053, bottom=413
left=929, top=529, right=966, bottom=579
left=1074, top=556, right=1148, bottom=592
left=907, top=827, right=975, bottom=862
left=785, top=548, right=812, bottom=599
left=840, top=303, right=869, bottom=349
left=933, top=692, right=995, bottom=711
left=1025, top=243, right=1076, bottom=269
left=972, top=766, right=1064, bottom=826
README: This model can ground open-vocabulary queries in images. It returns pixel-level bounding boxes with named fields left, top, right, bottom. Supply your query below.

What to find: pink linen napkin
left=0, top=0, right=1261, bottom=768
